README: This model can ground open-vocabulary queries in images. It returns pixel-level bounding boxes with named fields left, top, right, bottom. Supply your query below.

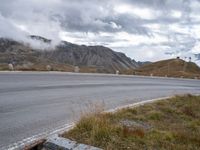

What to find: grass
left=62, top=95, right=200, bottom=150
left=0, top=63, right=117, bottom=73
left=0, top=64, right=9, bottom=70
left=1, top=58, right=199, bottom=79
left=133, top=59, right=200, bottom=79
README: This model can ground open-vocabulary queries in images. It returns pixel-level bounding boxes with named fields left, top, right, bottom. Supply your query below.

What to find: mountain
left=44, top=41, right=138, bottom=71
left=133, top=58, right=200, bottom=79
left=30, top=35, right=51, bottom=43
left=137, top=61, right=152, bottom=67
left=0, top=36, right=138, bottom=73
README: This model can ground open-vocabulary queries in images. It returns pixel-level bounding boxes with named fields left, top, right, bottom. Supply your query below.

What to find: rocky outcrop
left=43, top=41, right=138, bottom=71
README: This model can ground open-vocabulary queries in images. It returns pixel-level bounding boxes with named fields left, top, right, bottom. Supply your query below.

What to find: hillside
left=0, top=37, right=138, bottom=73
left=45, top=41, right=138, bottom=72
left=134, top=58, right=200, bottom=79
left=137, top=61, right=152, bottom=67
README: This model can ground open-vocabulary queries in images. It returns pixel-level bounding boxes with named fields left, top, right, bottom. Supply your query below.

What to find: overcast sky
left=0, top=0, right=200, bottom=64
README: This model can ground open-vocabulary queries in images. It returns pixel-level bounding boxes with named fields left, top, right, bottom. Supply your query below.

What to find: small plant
left=63, top=95, right=200, bottom=150
left=122, top=126, right=145, bottom=138
left=147, top=111, right=163, bottom=120
left=182, top=106, right=196, bottom=118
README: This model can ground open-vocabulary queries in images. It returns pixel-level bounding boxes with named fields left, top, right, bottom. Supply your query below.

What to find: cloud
left=0, top=13, right=27, bottom=40
left=0, top=0, right=200, bottom=64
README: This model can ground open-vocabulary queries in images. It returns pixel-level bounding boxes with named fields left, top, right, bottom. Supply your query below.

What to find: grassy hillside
left=0, top=63, right=114, bottom=73
left=133, top=59, right=200, bottom=79
left=63, top=95, right=200, bottom=150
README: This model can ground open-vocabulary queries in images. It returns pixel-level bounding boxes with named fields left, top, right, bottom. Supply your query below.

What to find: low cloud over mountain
left=0, top=0, right=200, bottom=64
left=0, top=36, right=138, bottom=72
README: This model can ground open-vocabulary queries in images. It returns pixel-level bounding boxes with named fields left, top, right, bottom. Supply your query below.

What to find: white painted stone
left=44, top=134, right=102, bottom=150
left=74, top=66, right=80, bottom=73
left=116, top=70, right=119, bottom=75
left=8, top=63, right=14, bottom=71
left=46, top=65, right=52, bottom=71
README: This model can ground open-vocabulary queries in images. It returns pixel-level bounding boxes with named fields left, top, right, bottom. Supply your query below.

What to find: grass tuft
left=62, top=95, right=200, bottom=149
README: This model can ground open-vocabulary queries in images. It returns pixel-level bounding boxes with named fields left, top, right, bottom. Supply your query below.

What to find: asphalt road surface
left=0, top=72, right=200, bottom=149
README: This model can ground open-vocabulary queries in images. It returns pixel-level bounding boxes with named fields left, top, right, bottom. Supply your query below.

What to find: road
left=0, top=72, right=200, bottom=149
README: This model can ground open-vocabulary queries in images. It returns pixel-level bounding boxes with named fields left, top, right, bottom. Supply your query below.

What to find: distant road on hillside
left=0, top=72, right=200, bottom=149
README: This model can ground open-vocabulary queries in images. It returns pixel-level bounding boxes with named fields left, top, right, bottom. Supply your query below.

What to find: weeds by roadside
left=62, top=95, right=200, bottom=150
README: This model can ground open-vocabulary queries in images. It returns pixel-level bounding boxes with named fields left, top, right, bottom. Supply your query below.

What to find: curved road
left=0, top=72, right=200, bottom=149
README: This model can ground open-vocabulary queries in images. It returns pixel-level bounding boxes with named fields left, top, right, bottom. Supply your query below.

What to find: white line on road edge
left=2, top=94, right=200, bottom=150
left=105, top=96, right=172, bottom=113
left=1, top=123, right=75, bottom=150
left=106, top=93, right=200, bottom=113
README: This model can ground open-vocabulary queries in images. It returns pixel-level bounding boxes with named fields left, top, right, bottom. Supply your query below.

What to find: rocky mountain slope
left=0, top=36, right=138, bottom=73
left=137, top=61, right=152, bottom=67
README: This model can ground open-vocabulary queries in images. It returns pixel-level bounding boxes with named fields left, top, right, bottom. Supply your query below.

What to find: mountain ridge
left=0, top=36, right=138, bottom=73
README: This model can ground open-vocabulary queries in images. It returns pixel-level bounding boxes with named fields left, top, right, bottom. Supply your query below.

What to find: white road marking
left=3, top=93, right=200, bottom=150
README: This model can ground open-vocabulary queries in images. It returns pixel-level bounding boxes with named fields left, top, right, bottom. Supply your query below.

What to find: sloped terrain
left=0, top=37, right=138, bottom=73
left=134, top=59, right=200, bottom=79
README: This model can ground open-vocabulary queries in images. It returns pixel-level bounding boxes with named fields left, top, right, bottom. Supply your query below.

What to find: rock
left=120, top=119, right=151, bottom=130
left=46, top=65, right=52, bottom=71
left=74, top=66, right=80, bottom=73
left=116, top=70, right=119, bottom=75
left=8, top=63, right=14, bottom=71
left=43, top=135, right=102, bottom=150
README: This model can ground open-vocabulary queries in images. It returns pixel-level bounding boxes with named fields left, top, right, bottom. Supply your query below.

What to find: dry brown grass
left=133, top=59, right=200, bottom=79
left=0, top=63, right=9, bottom=70
left=62, top=95, right=200, bottom=150
left=1, top=58, right=199, bottom=80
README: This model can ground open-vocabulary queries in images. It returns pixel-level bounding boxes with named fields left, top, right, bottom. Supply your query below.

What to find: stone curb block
left=43, top=134, right=102, bottom=150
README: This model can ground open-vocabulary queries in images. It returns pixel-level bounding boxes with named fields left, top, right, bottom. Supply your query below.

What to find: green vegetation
left=63, top=95, right=200, bottom=150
